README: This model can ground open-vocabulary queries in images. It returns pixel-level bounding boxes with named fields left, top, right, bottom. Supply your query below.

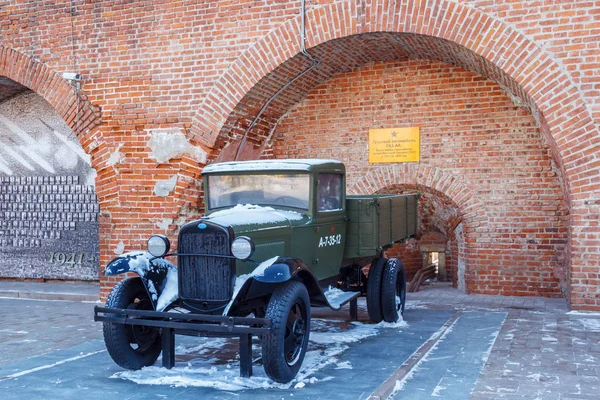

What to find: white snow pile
left=117, top=251, right=178, bottom=311
left=207, top=204, right=304, bottom=226
left=223, top=256, right=279, bottom=315
left=323, top=286, right=350, bottom=309
left=202, top=159, right=339, bottom=174
left=111, top=315, right=408, bottom=391
left=575, top=318, right=600, bottom=332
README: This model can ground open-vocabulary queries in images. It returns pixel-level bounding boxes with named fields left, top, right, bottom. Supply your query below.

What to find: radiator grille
left=178, top=231, right=232, bottom=301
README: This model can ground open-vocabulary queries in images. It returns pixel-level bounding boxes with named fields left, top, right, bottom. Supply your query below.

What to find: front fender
left=224, top=257, right=328, bottom=316
left=105, top=251, right=178, bottom=312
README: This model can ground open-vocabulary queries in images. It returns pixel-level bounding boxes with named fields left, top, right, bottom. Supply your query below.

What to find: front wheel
left=381, top=258, right=407, bottom=322
left=261, top=281, right=310, bottom=383
left=103, top=277, right=162, bottom=370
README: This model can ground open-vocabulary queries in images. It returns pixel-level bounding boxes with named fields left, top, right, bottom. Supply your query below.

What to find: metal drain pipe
left=234, top=0, right=321, bottom=161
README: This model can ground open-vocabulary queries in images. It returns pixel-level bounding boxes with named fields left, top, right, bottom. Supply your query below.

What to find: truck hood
left=202, top=204, right=308, bottom=233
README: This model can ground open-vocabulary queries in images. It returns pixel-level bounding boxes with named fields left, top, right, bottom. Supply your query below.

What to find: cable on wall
left=233, top=0, right=321, bottom=161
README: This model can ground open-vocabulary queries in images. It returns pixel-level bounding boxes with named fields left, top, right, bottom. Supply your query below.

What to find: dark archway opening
left=378, top=184, right=464, bottom=291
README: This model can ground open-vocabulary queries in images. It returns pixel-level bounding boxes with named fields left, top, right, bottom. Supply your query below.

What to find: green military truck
left=95, top=159, right=418, bottom=383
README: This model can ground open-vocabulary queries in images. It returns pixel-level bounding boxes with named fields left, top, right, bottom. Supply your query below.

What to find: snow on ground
left=111, top=316, right=408, bottom=391
left=575, top=318, right=600, bottom=332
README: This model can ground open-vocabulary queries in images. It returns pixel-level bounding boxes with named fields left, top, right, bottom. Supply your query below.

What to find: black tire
left=261, top=280, right=310, bottom=383
left=103, top=277, right=162, bottom=370
left=381, top=258, right=407, bottom=323
left=366, top=257, right=387, bottom=323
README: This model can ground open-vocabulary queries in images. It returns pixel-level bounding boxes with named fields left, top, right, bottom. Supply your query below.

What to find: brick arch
left=349, top=164, right=487, bottom=293
left=190, top=0, right=597, bottom=202
left=0, top=46, right=102, bottom=151
left=187, top=0, right=600, bottom=308
left=349, top=164, right=487, bottom=235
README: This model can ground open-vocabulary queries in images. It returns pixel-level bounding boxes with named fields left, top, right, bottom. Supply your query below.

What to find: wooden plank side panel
left=344, top=194, right=419, bottom=257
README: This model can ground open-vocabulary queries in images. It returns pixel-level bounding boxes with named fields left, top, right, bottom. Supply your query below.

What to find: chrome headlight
left=147, top=235, right=170, bottom=258
left=231, top=236, right=255, bottom=260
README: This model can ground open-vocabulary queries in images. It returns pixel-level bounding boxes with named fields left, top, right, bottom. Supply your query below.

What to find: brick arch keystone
left=0, top=46, right=102, bottom=153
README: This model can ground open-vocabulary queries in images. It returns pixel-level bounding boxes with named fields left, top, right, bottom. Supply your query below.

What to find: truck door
left=311, top=173, right=347, bottom=280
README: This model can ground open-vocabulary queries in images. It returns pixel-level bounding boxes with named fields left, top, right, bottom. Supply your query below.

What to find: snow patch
left=207, top=204, right=304, bottom=227
left=576, top=318, right=600, bottom=332
left=147, top=128, right=207, bottom=164
left=114, top=316, right=407, bottom=390
left=323, top=286, right=348, bottom=309
left=223, top=256, right=279, bottom=315
left=334, top=361, right=352, bottom=369
left=116, top=251, right=178, bottom=311
left=202, top=159, right=340, bottom=174
left=154, top=174, right=178, bottom=197
left=567, top=311, right=600, bottom=316
left=156, top=266, right=178, bottom=312
left=432, top=383, right=447, bottom=397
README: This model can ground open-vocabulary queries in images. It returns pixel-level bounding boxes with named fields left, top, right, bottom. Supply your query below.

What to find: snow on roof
left=202, top=159, right=343, bottom=174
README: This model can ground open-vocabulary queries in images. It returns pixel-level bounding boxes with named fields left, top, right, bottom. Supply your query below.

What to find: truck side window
left=317, top=173, right=343, bottom=212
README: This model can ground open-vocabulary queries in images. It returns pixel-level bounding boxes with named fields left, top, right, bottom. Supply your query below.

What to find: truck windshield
left=207, top=174, right=310, bottom=210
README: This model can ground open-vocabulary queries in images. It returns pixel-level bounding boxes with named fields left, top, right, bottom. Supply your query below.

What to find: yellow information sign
left=368, top=127, right=420, bottom=163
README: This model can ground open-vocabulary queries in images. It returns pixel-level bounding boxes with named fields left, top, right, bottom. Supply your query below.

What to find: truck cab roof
left=202, top=159, right=345, bottom=174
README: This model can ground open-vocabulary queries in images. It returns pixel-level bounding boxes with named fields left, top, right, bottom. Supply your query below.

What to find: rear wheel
left=262, top=281, right=310, bottom=383
left=366, top=257, right=387, bottom=323
left=381, top=258, right=407, bottom=322
left=103, top=277, right=162, bottom=370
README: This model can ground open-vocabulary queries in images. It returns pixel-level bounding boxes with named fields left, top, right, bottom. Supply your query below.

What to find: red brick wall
left=1, top=0, right=598, bottom=308
left=270, top=59, right=569, bottom=297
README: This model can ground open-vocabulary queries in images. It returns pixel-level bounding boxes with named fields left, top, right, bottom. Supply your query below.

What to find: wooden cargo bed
left=343, top=194, right=418, bottom=259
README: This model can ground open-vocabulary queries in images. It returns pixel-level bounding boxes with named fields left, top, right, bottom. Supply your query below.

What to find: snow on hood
left=205, top=204, right=304, bottom=227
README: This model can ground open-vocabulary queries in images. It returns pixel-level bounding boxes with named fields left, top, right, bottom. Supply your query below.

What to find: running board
left=322, top=289, right=361, bottom=320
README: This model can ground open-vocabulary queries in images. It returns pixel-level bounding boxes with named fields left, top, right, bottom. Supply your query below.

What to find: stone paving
left=0, top=281, right=599, bottom=399
left=409, top=283, right=600, bottom=399
left=0, top=297, right=101, bottom=366
left=0, top=280, right=99, bottom=302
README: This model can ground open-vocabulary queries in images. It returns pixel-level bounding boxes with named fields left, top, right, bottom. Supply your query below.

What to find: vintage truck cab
left=95, top=159, right=418, bottom=383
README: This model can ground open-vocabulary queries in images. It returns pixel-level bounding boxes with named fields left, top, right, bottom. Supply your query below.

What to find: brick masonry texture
left=0, top=0, right=598, bottom=309
left=271, top=59, right=568, bottom=297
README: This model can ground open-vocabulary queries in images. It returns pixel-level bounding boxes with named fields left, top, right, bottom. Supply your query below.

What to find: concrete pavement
left=0, top=281, right=598, bottom=399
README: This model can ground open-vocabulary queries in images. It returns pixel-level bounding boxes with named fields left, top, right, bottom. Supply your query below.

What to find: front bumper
left=94, top=306, right=271, bottom=335
left=94, top=305, right=272, bottom=377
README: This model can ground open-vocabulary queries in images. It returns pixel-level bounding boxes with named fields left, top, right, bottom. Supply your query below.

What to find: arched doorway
left=197, top=53, right=570, bottom=299
left=377, top=185, right=464, bottom=292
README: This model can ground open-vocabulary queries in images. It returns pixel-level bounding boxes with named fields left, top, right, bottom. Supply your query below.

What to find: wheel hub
left=285, top=302, right=306, bottom=365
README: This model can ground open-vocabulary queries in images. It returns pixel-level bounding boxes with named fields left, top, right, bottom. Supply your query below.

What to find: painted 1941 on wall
left=0, top=90, right=99, bottom=281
